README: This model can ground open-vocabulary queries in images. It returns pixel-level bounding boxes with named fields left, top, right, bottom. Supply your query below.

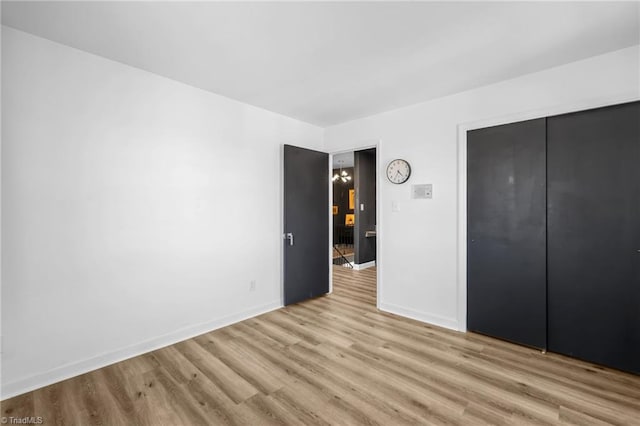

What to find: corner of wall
left=379, top=302, right=461, bottom=332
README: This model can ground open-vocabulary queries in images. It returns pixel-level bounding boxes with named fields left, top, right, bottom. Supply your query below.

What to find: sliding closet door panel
left=467, top=118, right=547, bottom=349
left=547, top=101, right=640, bottom=374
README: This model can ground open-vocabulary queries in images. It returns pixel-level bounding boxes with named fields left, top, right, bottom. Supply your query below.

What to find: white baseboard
left=379, top=302, right=461, bottom=332
left=353, top=260, right=375, bottom=270
left=1, top=301, right=282, bottom=400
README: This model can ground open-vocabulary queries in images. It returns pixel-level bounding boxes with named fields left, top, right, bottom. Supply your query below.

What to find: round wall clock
left=386, top=159, right=411, bottom=184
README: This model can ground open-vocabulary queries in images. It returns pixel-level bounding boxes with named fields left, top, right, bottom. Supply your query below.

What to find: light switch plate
left=412, top=184, right=433, bottom=199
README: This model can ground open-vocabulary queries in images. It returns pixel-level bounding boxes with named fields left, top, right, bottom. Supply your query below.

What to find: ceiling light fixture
left=332, top=160, right=352, bottom=183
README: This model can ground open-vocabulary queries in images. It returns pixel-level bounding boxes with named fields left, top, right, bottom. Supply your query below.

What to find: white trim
left=1, top=301, right=281, bottom=400
left=380, top=302, right=460, bottom=331
left=353, top=260, right=376, bottom=270
left=375, top=143, right=382, bottom=310
left=456, top=94, right=640, bottom=333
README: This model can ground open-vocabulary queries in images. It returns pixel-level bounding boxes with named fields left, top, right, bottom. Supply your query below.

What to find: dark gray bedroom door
left=547, top=101, right=640, bottom=374
left=467, top=118, right=547, bottom=349
left=283, top=144, right=329, bottom=305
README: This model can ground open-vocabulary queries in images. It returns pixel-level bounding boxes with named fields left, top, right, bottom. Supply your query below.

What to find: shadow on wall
left=354, top=148, right=376, bottom=265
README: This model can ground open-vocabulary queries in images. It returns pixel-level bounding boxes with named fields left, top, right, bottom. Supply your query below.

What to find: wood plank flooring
left=3, top=266, right=640, bottom=425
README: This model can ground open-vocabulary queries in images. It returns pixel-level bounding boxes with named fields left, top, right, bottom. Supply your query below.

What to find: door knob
left=284, top=233, right=294, bottom=246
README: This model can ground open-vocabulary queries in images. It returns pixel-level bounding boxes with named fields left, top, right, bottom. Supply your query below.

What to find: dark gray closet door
left=547, top=101, right=640, bottom=374
left=467, top=118, right=547, bottom=349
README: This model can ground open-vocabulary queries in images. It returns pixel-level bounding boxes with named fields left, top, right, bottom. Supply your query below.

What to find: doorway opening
left=330, top=148, right=378, bottom=306
left=332, top=151, right=355, bottom=268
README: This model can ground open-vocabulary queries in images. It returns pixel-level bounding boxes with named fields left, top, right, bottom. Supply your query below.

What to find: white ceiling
left=2, top=2, right=638, bottom=127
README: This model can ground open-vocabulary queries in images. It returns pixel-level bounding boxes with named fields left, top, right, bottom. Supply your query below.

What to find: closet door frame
left=455, top=94, right=638, bottom=332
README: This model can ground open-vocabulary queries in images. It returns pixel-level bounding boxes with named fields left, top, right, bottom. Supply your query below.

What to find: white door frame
left=329, top=140, right=381, bottom=309
left=456, top=94, right=639, bottom=332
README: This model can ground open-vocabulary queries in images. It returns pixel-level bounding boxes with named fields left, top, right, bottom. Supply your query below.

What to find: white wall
left=325, top=45, right=640, bottom=332
left=1, top=27, right=323, bottom=399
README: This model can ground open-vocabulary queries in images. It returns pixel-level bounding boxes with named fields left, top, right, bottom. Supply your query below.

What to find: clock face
left=386, top=159, right=411, bottom=184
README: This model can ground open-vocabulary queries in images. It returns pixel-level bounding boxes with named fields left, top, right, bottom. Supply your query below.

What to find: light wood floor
left=3, top=267, right=640, bottom=425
